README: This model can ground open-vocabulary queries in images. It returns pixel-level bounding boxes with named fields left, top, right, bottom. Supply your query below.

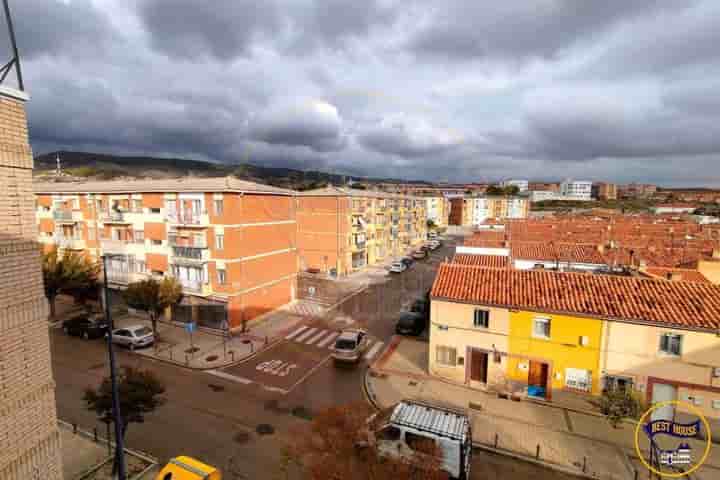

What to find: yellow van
left=155, top=456, right=221, bottom=480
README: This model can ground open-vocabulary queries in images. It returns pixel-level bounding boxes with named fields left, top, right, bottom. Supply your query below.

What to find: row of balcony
left=105, top=268, right=204, bottom=294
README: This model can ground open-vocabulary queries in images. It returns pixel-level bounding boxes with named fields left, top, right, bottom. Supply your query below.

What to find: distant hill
left=34, top=151, right=427, bottom=189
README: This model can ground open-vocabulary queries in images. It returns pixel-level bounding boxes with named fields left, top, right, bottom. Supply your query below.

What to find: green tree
left=427, top=219, right=437, bottom=229
left=42, top=247, right=100, bottom=318
left=600, top=389, right=644, bottom=428
left=84, top=367, right=166, bottom=475
left=122, top=277, right=183, bottom=336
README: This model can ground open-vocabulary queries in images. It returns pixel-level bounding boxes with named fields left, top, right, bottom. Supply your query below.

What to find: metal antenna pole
left=2, top=0, right=24, bottom=91
left=102, top=255, right=126, bottom=480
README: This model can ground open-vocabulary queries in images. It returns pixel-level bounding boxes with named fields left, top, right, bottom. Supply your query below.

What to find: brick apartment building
left=34, top=178, right=297, bottom=330
left=0, top=87, right=63, bottom=478
left=296, top=186, right=427, bottom=275
left=618, top=182, right=657, bottom=199
left=592, top=182, right=617, bottom=200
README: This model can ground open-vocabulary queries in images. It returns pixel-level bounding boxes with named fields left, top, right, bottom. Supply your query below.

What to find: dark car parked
left=395, top=312, right=426, bottom=336
left=401, top=257, right=414, bottom=267
left=62, top=314, right=109, bottom=339
left=410, top=298, right=429, bottom=317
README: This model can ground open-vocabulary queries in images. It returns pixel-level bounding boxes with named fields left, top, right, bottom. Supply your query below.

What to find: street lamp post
left=101, top=255, right=127, bottom=480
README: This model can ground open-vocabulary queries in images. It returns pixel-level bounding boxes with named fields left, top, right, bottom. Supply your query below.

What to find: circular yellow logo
left=634, top=400, right=712, bottom=478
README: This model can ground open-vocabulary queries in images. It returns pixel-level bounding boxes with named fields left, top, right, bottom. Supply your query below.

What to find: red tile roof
left=431, top=263, right=720, bottom=330
left=643, top=267, right=711, bottom=284
left=511, top=242, right=606, bottom=265
left=452, top=254, right=509, bottom=268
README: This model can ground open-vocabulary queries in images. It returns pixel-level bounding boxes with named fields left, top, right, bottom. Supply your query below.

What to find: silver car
left=111, top=325, right=155, bottom=350
left=331, top=329, right=370, bottom=363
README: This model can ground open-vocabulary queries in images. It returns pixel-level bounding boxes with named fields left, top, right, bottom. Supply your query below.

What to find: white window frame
left=215, top=234, right=224, bottom=251
left=533, top=317, right=551, bottom=339
left=217, top=269, right=227, bottom=285
left=134, top=230, right=144, bottom=243
left=214, top=199, right=224, bottom=216
left=473, top=309, right=489, bottom=328
left=659, top=333, right=683, bottom=356
left=435, top=346, right=457, bottom=366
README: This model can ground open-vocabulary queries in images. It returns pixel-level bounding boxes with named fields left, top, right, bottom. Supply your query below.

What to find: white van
left=366, top=400, right=472, bottom=479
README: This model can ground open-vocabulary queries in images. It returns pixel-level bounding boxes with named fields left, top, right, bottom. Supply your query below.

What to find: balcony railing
left=172, top=246, right=206, bottom=261
left=100, top=211, right=129, bottom=223
left=177, top=279, right=203, bottom=293
left=101, top=239, right=130, bottom=253
left=53, top=211, right=75, bottom=222
left=57, top=236, right=85, bottom=250
left=167, top=212, right=204, bottom=225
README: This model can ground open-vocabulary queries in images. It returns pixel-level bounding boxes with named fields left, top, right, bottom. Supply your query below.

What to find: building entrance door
left=651, top=383, right=677, bottom=421
left=528, top=361, right=549, bottom=398
left=470, top=351, right=488, bottom=384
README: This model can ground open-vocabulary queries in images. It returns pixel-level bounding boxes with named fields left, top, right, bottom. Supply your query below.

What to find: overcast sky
left=3, top=0, right=720, bottom=185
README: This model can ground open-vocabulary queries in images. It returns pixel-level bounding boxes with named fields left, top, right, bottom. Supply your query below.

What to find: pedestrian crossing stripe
left=317, top=331, right=339, bottom=348
left=285, top=325, right=308, bottom=340
left=365, top=341, right=384, bottom=360
left=294, top=327, right=317, bottom=343
left=305, top=329, right=327, bottom=345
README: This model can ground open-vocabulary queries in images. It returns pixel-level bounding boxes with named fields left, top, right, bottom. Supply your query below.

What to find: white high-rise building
left=560, top=180, right=593, bottom=200
left=501, top=179, right=529, bottom=192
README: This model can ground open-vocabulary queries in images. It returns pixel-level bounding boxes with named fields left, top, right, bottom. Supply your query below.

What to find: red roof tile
left=452, top=254, right=509, bottom=268
left=431, top=263, right=720, bottom=330
left=643, top=267, right=711, bottom=284
left=511, top=242, right=606, bottom=265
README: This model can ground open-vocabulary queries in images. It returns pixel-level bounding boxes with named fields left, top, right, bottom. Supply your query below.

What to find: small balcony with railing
left=169, top=235, right=209, bottom=264
left=53, top=210, right=76, bottom=223
left=56, top=236, right=85, bottom=250
left=100, top=239, right=131, bottom=254
left=166, top=210, right=207, bottom=227
left=99, top=210, right=131, bottom=224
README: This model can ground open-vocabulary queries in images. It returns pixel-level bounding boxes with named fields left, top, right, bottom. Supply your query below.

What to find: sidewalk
left=112, top=299, right=320, bottom=369
left=60, top=420, right=158, bottom=480
left=366, top=338, right=720, bottom=480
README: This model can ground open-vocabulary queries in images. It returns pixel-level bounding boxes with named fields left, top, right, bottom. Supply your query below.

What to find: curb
left=471, top=443, right=599, bottom=480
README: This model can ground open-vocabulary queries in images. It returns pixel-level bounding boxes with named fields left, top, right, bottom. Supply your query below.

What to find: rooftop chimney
left=638, top=260, right=648, bottom=272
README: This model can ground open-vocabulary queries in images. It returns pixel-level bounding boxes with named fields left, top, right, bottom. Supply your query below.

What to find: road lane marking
left=305, top=329, right=328, bottom=345
left=364, top=341, right=384, bottom=360
left=317, top=331, right=339, bottom=348
left=285, top=325, right=308, bottom=340
left=207, top=370, right=253, bottom=385
left=294, top=327, right=317, bottom=343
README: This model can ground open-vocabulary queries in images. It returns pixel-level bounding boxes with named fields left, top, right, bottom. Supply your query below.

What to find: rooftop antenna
left=0, top=0, right=24, bottom=91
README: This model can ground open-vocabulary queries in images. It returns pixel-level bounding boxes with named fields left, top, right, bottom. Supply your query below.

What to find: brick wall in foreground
left=0, top=87, right=63, bottom=480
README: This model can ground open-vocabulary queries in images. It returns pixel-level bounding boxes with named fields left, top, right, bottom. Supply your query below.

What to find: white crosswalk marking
left=317, top=331, right=339, bottom=348
left=364, top=341, right=384, bottom=361
left=305, top=329, right=327, bottom=345
left=285, top=325, right=308, bottom=340
left=294, top=327, right=317, bottom=343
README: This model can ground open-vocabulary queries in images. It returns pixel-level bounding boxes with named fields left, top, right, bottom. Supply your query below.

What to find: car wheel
left=82, top=331, right=89, bottom=340
left=63, top=326, right=69, bottom=334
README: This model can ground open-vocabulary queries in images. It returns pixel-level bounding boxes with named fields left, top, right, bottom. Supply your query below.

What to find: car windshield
left=391, top=262, right=402, bottom=267
left=335, top=339, right=356, bottom=350
left=398, top=315, right=418, bottom=326
left=133, top=327, right=152, bottom=336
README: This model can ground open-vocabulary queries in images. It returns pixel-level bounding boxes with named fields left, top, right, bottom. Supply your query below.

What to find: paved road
left=51, top=236, right=579, bottom=479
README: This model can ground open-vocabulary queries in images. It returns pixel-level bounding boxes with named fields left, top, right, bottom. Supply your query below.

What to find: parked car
left=400, top=257, right=414, bottom=268
left=363, top=399, right=472, bottom=480
left=395, top=312, right=426, bottom=336
left=389, top=261, right=407, bottom=273
left=410, top=298, right=429, bottom=317
left=412, top=249, right=427, bottom=259
left=428, top=240, right=441, bottom=250
left=62, top=313, right=109, bottom=339
left=110, top=325, right=155, bottom=350
left=331, top=328, right=370, bottom=363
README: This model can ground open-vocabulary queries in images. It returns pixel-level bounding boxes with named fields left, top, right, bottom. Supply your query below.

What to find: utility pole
left=101, top=255, right=126, bottom=480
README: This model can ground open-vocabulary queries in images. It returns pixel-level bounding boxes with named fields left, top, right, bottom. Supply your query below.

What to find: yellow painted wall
left=509, top=310, right=603, bottom=394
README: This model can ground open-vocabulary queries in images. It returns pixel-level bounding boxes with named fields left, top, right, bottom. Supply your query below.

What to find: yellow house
left=430, top=263, right=720, bottom=414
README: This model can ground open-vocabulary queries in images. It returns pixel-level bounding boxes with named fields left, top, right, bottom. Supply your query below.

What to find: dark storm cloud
left=0, top=0, right=117, bottom=61
left=407, top=0, right=684, bottom=61
left=248, top=99, right=347, bottom=152
left=12, top=0, right=720, bottom=185
left=137, top=0, right=280, bottom=60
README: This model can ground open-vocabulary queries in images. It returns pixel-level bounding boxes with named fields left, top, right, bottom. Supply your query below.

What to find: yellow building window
left=436, top=346, right=457, bottom=366
left=532, top=317, right=551, bottom=339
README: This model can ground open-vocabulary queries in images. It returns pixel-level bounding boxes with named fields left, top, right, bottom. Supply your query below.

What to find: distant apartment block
left=560, top=180, right=593, bottom=200
left=449, top=196, right=529, bottom=227
left=500, top=179, right=529, bottom=192
left=1, top=87, right=63, bottom=479
left=429, top=264, right=720, bottom=427
left=528, top=182, right=560, bottom=192
left=423, top=195, right=451, bottom=228
left=592, top=182, right=617, bottom=201
left=528, top=190, right=557, bottom=203
left=618, top=182, right=657, bottom=199
left=34, top=178, right=297, bottom=330
left=296, top=187, right=427, bottom=275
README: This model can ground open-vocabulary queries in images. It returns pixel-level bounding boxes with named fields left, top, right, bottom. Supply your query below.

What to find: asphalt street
left=50, top=237, right=580, bottom=479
